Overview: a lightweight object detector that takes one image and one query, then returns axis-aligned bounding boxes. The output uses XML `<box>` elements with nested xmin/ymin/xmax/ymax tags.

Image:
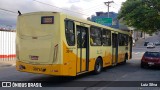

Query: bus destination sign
<box><xmin>41</xmin><ymin>16</ymin><xmax>54</xmax><ymax>24</ymax></box>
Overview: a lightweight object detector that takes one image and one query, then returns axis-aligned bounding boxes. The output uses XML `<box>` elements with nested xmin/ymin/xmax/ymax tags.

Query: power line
<box><xmin>113</xmin><ymin>3</ymin><xmax>122</xmax><ymax>8</ymax></box>
<box><xmin>33</xmin><ymin>0</ymin><xmax>91</xmax><ymax>16</ymax></box>
<box><xmin>114</xmin><ymin>2</ymin><xmax>121</xmax><ymax>6</ymax></box>
<box><xmin>83</xmin><ymin>6</ymin><xmax>107</xmax><ymax>13</ymax></box>
<box><xmin>111</xmin><ymin>4</ymin><xmax>120</xmax><ymax>10</ymax></box>
<box><xmin>112</xmin><ymin>6</ymin><xmax>119</xmax><ymax>10</ymax></box>
<box><xmin>0</xmin><ymin>8</ymin><xmax>17</xmax><ymax>14</ymax></box>
<box><xmin>82</xmin><ymin>3</ymin><xmax>104</xmax><ymax>11</ymax></box>
<box><xmin>110</xmin><ymin>3</ymin><xmax>123</xmax><ymax>12</ymax></box>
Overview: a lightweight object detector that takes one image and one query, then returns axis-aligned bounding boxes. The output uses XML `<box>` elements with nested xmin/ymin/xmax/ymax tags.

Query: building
<box><xmin>90</xmin><ymin>12</ymin><xmax>119</xmax><ymax>29</ymax></box>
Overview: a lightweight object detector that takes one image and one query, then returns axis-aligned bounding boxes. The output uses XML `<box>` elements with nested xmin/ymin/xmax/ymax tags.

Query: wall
<box><xmin>0</xmin><ymin>31</ymin><xmax>16</xmax><ymax>58</ymax></box>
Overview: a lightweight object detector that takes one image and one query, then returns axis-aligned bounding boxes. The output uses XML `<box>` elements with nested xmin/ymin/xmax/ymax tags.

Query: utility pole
<box><xmin>104</xmin><ymin>1</ymin><xmax>114</xmax><ymax>18</ymax></box>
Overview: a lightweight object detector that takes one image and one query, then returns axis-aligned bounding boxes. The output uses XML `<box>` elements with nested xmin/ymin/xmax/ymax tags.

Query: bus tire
<box><xmin>93</xmin><ymin>58</ymin><xmax>103</xmax><ymax>74</ymax></box>
<box><xmin>123</xmin><ymin>53</ymin><xmax>128</xmax><ymax>64</ymax></box>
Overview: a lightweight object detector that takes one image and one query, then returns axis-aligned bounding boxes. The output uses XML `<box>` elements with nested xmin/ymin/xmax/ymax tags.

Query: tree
<box><xmin>118</xmin><ymin>0</ymin><xmax>160</xmax><ymax>34</ymax></box>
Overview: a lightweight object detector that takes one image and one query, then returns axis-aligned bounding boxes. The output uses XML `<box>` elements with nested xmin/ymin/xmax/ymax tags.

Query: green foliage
<box><xmin>118</xmin><ymin>0</ymin><xmax>160</xmax><ymax>34</ymax></box>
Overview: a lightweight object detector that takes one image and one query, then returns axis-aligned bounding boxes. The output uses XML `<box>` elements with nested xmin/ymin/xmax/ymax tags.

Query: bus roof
<box><xmin>64</xmin><ymin>12</ymin><xmax>131</xmax><ymax>35</ymax></box>
<box><xmin>19</xmin><ymin>11</ymin><xmax>131</xmax><ymax>36</ymax></box>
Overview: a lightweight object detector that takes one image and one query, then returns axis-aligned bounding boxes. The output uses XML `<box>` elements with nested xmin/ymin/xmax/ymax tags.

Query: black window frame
<box><xmin>118</xmin><ymin>33</ymin><xmax>123</xmax><ymax>46</ymax></box>
<box><xmin>124</xmin><ymin>34</ymin><xmax>129</xmax><ymax>46</ymax></box>
<box><xmin>102</xmin><ymin>29</ymin><xmax>111</xmax><ymax>46</ymax></box>
<box><xmin>118</xmin><ymin>33</ymin><xmax>128</xmax><ymax>46</ymax></box>
<box><xmin>90</xmin><ymin>26</ymin><xmax>102</xmax><ymax>46</ymax></box>
<box><xmin>65</xmin><ymin>20</ymin><xmax>75</xmax><ymax>46</ymax></box>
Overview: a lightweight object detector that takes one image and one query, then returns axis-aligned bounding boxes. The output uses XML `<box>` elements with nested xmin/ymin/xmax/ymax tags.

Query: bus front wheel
<box><xmin>93</xmin><ymin>58</ymin><xmax>103</xmax><ymax>74</ymax></box>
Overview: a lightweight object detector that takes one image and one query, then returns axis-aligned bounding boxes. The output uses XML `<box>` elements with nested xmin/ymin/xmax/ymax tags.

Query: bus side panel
<box><xmin>102</xmin><ymin>47</ymin><xmax>112</xmax><ymax>67</ymax></box>
<box><xmin>60</xmin><ymin>16</ymin><xmax>76</xmax><ymax>76</ymax></box>
<box><xmin>89</xmin><ymin>46</ymin><xmax>112</xmax><ymax>71</ymax></box>
<box><xmin>118</xmin><ymin>46</ymin><xmax>126</xmax><ymax>63</ymax></box>
<box><xmin>89</xmin><ymin>47</ymin><xmax>98</xmax><ymax>71</ymax></box>
<box><xmin>88</xmin><ymin>58</ymin><xmax>95</xmax><ymax>72</ymax></box>
<box><xmin>62</xmin><ymin>42</ymin><xmax>77</xmax><ymax>76</ymax></box>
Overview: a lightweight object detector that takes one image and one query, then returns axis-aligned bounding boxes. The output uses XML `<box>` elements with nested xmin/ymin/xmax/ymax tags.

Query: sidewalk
<box><xmin>0</xmin><ymin>58</ymin><xmax>16</xmax><ymax>67</ymax></box>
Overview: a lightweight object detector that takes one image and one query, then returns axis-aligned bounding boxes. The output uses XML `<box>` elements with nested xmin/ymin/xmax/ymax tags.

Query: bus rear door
<box><xmin>112</xmin><ymin>33</ymin><xmax>118</xmax><ymax>65</ymax></box>
<box><xmin>76</xmin><ymin>25</ymin><xmax>89</xmax><ymax>74</ymax></box>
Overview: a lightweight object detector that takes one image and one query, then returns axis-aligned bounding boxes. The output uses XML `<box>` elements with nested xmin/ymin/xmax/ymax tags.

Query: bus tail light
<box><xmin>53</xmin><ymin>44</ymin><xmax>58</xmax><ymax>62</ymax></box>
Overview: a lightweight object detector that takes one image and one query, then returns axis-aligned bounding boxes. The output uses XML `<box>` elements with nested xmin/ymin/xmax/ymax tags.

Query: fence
<box><xmin>0</xmin><ymin>30</ymin><xmax>16</xmax><ymax>60</ymax></box>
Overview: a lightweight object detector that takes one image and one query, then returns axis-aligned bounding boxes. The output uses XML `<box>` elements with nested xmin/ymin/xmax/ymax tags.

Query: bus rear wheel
<box><xmin>123</xmin><ymin>53</ymin><xmax>128</xmax><ymax>64</ymax></box>
<box><xmin>93</xmin><ymin>58</ymin><xmax>102</xmax><ymax>74</ymax></box>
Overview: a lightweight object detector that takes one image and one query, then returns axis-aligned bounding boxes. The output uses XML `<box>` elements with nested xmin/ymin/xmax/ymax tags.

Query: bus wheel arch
<box><xmin>93</xmin><ymin>56</ymin><xmax>103</xmax><ymax>74</ymax></box>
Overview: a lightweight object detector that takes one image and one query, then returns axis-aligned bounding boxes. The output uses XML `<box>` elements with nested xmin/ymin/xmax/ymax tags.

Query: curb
<box><xmin>0</xmin><ymin>60</ymin><xmax>16</xmax><ymax>67</ymax></box>
<box><xmin>0</xmin><ymin>63</ymin><xmax>15</xmax><ymax>67</ymax></box>
<box><xmin>0</xmin><ymin>64</ymin><xmax>12</xmax><ymax>67</ymax></box>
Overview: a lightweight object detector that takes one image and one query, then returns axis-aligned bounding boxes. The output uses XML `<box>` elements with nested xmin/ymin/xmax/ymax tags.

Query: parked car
<box><xmin>146</xmin><ymin>43</ymin><xmax>155</xmax><ymax>48</ymax></box>
<box><xmin>154</xmin><ymin>41</ymin><xmax>160</xmax><ymax>46</ymax></box>
<box><xmin>144</xmin><ymin>41</ymin><xmax>149</xmax><ymax>46</ymax></box>
<box><xmin>141</xmin><ymin>51</ymin><xmax>160</xmax><ymax>68</ymax></box>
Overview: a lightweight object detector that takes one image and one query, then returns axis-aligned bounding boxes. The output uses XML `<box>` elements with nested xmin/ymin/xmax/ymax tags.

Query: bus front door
<box><xmin>76</xmin><ymin>26</ymin><xmax>89</xmax><ymax>73</ymax></box>
<box><xmin>112</xmin><ymin>33</ymin><xmax>118</xmax><ymax>65</ymax></box>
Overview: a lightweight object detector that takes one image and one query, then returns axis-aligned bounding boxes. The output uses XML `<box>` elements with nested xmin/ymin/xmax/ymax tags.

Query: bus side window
<box><xmin>90</xmin><ymin>37</ymin><xmax>94</xmax><ymax>45</ymax></box>
<box><xmin>124</xmin><ymin>35</ymin><xmax>128</xmax><ymax>46</ymax></box>
<box><xmin>119</xmin><ymin>34</ymin><xmax>128</xmax><ymax>46</ymax></box>
<box><xmin>90</xmin><ymin>31</ymin><xmax>95</xmax><ymax>45</ymax></box>
<box><xmin>102</xmin><ymin>29</ymin><xmax>111</xmax><ymax>46</ymax></box>
<box><xmin>65</xmin><ymin>20</ymin><xmax>75</xmax><ymax>46</ymax></box>
<box><xmin>90</xmin><ymin>26</ymin><xmax>102</xmax><ymax>46</ymax></box>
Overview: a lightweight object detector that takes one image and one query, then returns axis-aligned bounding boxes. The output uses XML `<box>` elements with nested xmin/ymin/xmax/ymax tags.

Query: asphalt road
<box><xmin>0</xmin><ymin>46</ymin><xmax>160</xmax><ymax>90</ymax></box>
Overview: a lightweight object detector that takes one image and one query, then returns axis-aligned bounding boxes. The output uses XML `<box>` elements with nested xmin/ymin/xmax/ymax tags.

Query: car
<box><xmin>154</xmin><ymin>41</ymin><xmax>160</xmax><ymax>46</ymax></box>
<box><xmin>146</xmin><ymin>43</ymin><xmax>155</xmax><ymax>48</ymax></box>
<box><xmin>144</xmin><ymin>41</ymin><xmax>149</xmax><ymax>46</ymax></box>
<box><xmin>141</xmin><ymin>51</ymin><xmax>160</xmax><ymax>68</ymax></box>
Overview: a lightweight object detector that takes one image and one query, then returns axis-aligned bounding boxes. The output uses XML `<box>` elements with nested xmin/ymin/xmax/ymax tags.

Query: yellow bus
<box><xmin>16</xmin><ymin>12</ymin><xmax>132</xmax><ymax>76</ymax></box>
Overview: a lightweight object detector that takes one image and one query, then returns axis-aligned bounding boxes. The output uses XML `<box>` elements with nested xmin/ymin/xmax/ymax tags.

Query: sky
<box><xmin>0</xmin><ymin>0</ymin><xmax>126</xmax><ymax>29</ymax></box>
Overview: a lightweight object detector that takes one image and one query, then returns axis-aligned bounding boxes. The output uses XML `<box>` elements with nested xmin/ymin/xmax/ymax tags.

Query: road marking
<box><xmin>132</xmin><ymin>52</ymin><xmax>144</xmax><ymax>54</ymax></box>
<box><xmin>122</xmin><ymin>74</ymin><xmax>128</xmax><ymax>78</ymax></box>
